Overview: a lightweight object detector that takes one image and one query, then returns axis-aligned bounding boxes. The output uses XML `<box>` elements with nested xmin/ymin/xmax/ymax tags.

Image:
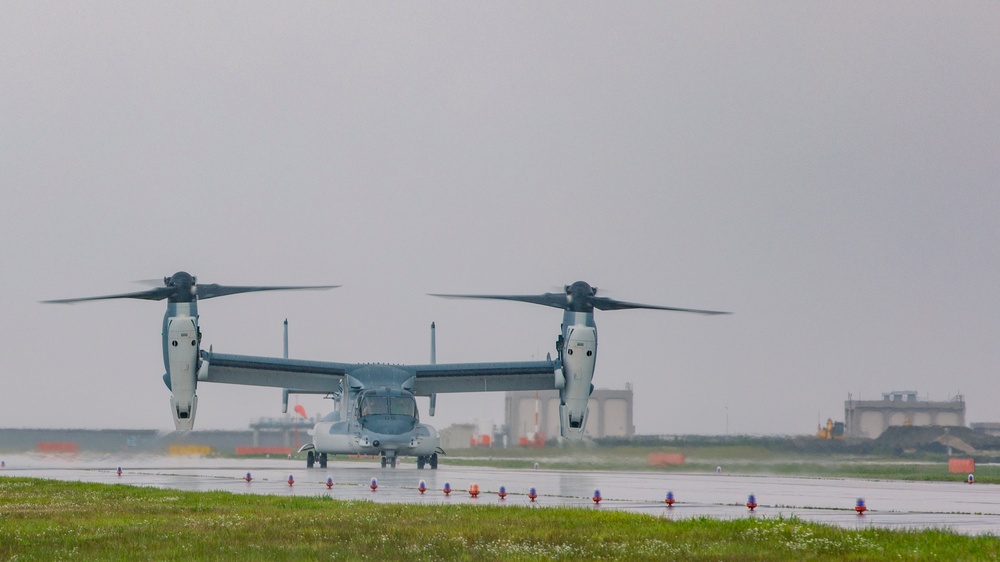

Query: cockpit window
<box><xmin>360</xmin><ymin>396</ymin><xmax>388</xmax><ymax>416</ymax></box>
<box><xmin>359</xmin><ymin>394</ymin><xmax>416</xmax><ymax>418</ymax></box>
<box><xmin>390</xmin><ymin>396</ymin><xmax>416</xmax><ymax>417</ymax></box>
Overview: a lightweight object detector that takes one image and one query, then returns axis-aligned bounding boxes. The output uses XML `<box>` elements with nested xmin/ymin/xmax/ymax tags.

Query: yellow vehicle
<box><xmin>817</xmin><ymin>418</ymin><xmax>845</xmax><ymax>440</ymax></box>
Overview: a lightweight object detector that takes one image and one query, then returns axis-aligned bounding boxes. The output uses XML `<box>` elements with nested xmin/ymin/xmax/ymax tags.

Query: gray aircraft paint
<box><xmin>47</xmin><ymin>272</ymin><xmax>722</xmax><ymax>467</ymax></box>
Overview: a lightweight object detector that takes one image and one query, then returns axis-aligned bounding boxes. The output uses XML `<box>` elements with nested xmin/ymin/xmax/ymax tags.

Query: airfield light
<box><xmin>855</xmin><ymin>498</ymin><xmax>867</xmax><ymax>514</ymax></box>
<box><xmin>592</xmin><ymin>489</ymin><xmax>602</xmax><ymax>504</ymax></box>
<box><xmin>746</xmin><ymin>494</ymin><xmax>757</xmax><ymax>511</ymax></box>
<box><xmin>968</xmin><ymin>473</ymin><xmax>975</xmax><ymax>484</ymax></box>
<box><xmin>665</xmin><ymin>491</ymin><xmax>675</xmax><ymax>506</ymax></box>
<box><xmin>528</xmin><ymin>487</ymin><xmax>538</xmax><ymax>502</ymax></box>
<box><xmin>287</xmin><ymin>474</ymin><xmax>295</xmax><ymax>486</ymax></box>
<box><xmin>244</xmin><ymin>472</ymin><xmax>252</xmax><ymax>483</ymax></box>
<box><xmin>370</xmin><ymin>478</ymin><xmax>378</xmax><ymax>491</ymax></box>
<box><xmin>1</xmin><ymin>461</ymin><xmax>5</xmax><ymax>468</ymax></box>
<box><xmin>443</xmin><ymin>482</ymin><xmax>451</xmax><ymax>496</ymax></box>
<box><xmin>497</xmin><ymin>485</ymin><xmax>507</xmax><ymax>499</ymax></box>
<box><xmin>326</xmin><ymin>476</ymin><xmax>334</xmax><ymax>489</ymax></box>
<box><xmin>469</xmin><ymin>483</ymin><xmax>480</xmax><ymax>498</ymax></box>
<box><xmin>116</xmin><ymin>466</ymin><xmax>122</xmax><ymax>477</ymax></box>
<box><xmin>418</xmin><ymin>479</ymin><xmax>427</xmax><ymax>494</ymax></box>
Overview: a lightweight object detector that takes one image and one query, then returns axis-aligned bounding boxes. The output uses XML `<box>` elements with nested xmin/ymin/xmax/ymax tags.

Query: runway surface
<box><xmin>2</xmin><ymin>454</ymin><xmax>998</xmax><ymax>536</ymax></box>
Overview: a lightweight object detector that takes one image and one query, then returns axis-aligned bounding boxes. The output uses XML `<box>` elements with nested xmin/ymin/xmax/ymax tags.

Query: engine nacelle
<box><xmin>559</xmin><ymin>325</ymin><xmax>596</xmax><ymax>439</ymax></box>
<box><xmin>166</xmin><ymin>317</ymin><xmax>199</xmax><ymax>430</ymax></box>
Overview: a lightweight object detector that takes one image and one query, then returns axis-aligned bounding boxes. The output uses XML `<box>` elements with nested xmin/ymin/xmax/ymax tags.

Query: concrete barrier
<box><xmin>36</xmin><ymin>442</ymin><xmax>79</xmax><ymax>454</ymax></box>
<box><xmin>647</xmin><ymin>452</ymin><xmax>685</xmax><ymax>466</ymax></box>
<box><xmin>948</xmin><ymin>458</ymin><xmax>975</xmax><ymax>473</ymax></box>
<box><xmin>235</xmin><ymin>446</ymin><xmax>292</xmax><ymax>456</ymax></box>
<box><xmin>167</xmin><ymin>445</ymin><xmax>214</xmax><ymax>456</ymax></box>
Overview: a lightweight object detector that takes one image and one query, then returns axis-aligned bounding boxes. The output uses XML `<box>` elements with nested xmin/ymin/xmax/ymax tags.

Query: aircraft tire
<box><xmin>319</xmin><ymin>453</ymin><xmax>327</xmax><ymax>468</ymax></box>
<box><xmin>391</xmin><ymin>457</ymin><xmax>398</xmax><ymax>469</ymax></box>
<box><xmin>417</xmin><ymin>456</ymin><xmax>426</xmax><ymax>469</ymax></box>
<box><xmin>307</xmin><ymin>451</ymin><xmax>315</xmax><ymax>469</ymax></box>
<box><xmin>430</xmin><ymin>453</ymin><xmax>438</xmax><ymax>470</ymax></box>
<box><xmin>380</xmin><ymin>456</ymin><xmax>387</xmax><ymax>468</ymax></box>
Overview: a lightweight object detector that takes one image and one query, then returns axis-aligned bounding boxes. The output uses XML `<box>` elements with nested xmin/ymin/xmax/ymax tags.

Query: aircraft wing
<box><xmin>411</xmin><ymin>360</ymin><xmax>561</xmax><ymax>395</ymax></box>
<box><xmin>198</xmin><ymin>351</ymin><xmax>351</xmax><ymax>392</ymax></box>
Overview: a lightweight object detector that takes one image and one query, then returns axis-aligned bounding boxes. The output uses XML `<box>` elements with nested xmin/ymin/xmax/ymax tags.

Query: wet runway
<box><xmin>2</xmin><ymin>454</ymin><xmax>998</xmax><ymax>536</ymax></box>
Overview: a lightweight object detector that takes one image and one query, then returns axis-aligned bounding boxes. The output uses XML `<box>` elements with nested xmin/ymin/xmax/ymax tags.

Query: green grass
<box><xmin>1</xmin><ymin>477</ymin><xmax>997</xmax><ymax>560</ymax></box>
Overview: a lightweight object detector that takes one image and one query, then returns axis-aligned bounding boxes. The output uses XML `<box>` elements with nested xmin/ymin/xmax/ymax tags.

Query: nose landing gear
<box><xmin>380</xmin><ymin>452</ymin><xmax>398</xmax><ymax>468</ymax></box>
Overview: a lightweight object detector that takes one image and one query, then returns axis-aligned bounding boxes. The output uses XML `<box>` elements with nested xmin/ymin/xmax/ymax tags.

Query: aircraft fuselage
<box><xmin>307</xmin><ymin>386</ymin><xmax>441</xmax><ymax>468</ymax></box>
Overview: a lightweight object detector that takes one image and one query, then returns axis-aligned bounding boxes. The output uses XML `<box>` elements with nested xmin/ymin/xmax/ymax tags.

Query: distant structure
<box><xmin>248</xmin><ymin>416</ymin><xmax>317</xmax><ymax>448</ymax></box>
<box><xmin>970</xmin><ymin>423</ymin><xmax>1000</xmax><ymax>437</ymax></box>
<box><xmin>504</xmin><ymin>387</ymin><xmax>634</xmax><ymax>445</ymax></box>
<box><xmin>439</xmin><ymin>423</ymin><xmax>477</xmax><ymax>450</ymax></box>
<box><xmin>844</xmin><ymin>391</ymin><xmax>965</xmax><ymax>439</ymax></box>
<box><xmin>0</xmin><ymin>428</ymin><xmax>292</xmax><ymax>454</ymax></box>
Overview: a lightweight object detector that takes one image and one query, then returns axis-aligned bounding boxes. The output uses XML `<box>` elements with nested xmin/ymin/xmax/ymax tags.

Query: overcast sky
<box><xmin>1</xmin><ymin>2</ymin><xmax>997</xmax><ymax>436</ymax></box>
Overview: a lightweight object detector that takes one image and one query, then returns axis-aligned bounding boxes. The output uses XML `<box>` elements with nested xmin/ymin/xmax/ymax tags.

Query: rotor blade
<box><xmin>589</xmin><ymin>296</ymin><xmax>730</xmax><ymax>314</ymax></box>
<box><xmin>429</xmin><ymin>293</ymin><xmax>568</xmax><ymax>309</ymax></box>
<box><xmin>42</xmin><ymin>287</ymin><xmax>176</xmax><ymax>304</ymax></box>
<box><xmin>195</xmin><ymin>284</ymin><xmax>339</xmax><ymax>300</ymax></box>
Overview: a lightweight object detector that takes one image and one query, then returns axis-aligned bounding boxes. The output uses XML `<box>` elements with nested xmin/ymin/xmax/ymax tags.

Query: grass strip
<box><xmin>0</xmin><ymin>477</ymin><xmax>997</xmax><ymax>561</ymax></box>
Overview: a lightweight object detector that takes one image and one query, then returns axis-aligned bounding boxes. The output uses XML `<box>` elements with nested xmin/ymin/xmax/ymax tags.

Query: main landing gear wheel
<box><xmin>417</xmin><ymin>456</ymin><xmax>426</xmax><ymax>469</ymax></box>
<box><xmin>319</xmin><ymin>453</ymin><xmax>328</xmax><ymax>468</ymax></box>
<box><xmin>380</xmin><ymin>456</ymin><xmax>387</xmax><ymax>468</ymax></box>
<box><xmin>307</xmin><ymin>451</ymin><xmax>315</xmax><ymax>468</ymax></box>
<box><xmin>429</xmin><ymin>453</ymin><xmax>438</xmax><ymax>469</ymax></box>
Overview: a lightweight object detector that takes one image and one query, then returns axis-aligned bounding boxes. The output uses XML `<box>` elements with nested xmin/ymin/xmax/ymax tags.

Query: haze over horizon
<box><xmin>1</xmin><ymin>3</ymin><xmax>997</xmax><ymax>436</ymax></box>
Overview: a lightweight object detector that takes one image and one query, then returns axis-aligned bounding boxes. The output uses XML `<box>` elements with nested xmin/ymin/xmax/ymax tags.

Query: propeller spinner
<box><xmin>430</xmin><ymin>280</ymin><xmax>729</xmax><ymax>315</ymax></box>
<box><xmin>43</xmin><ymin>271</ymin><xmax>339</xmax><ymax>304</ymax></box>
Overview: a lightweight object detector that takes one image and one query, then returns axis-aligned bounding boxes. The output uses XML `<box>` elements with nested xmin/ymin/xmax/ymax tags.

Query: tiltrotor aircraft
<box><xmin>47</xmin><ymin>273</ymin><xmax>726</xmax><ymax>469</ymax></box>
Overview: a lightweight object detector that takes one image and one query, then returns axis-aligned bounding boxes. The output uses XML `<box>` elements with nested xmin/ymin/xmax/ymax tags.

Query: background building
<box><xmin>844</xmin><ymin>391</ymin><xmax>965</xmax><ymax>439</ymax></box>
<box><xmin>504</xmin><ymin>387</ymin><xmax>634</xmax><ymax>444</ymax></box>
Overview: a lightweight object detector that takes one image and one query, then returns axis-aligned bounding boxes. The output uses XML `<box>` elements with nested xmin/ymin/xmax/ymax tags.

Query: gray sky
<box><xmin>1</xmin><ymin>2</ymin><xmax>997</xmax><ymax>435</ymax></box>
